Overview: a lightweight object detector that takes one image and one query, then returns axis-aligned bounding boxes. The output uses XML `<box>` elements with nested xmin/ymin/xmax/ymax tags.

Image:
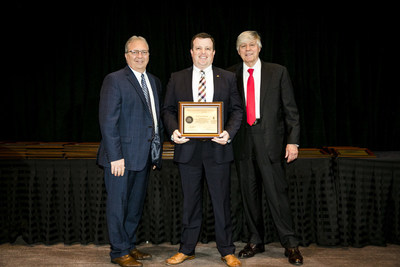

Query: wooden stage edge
<box><xmin>0</xmin><ymin>141</ymin><xmax>375</xmax><ymax>160</ymax></box>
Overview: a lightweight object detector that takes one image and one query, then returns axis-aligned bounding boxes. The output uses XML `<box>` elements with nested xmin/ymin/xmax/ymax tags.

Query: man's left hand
<box><xmin>212</xmin><ymin>130</ymin><xmax>230</xmax><ymax>145</ymax></box>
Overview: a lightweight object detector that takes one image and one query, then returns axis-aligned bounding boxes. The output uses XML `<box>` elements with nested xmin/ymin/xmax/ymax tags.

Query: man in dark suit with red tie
<box><xmin>162</xmin><ymin>32</ymin><xmax>243</xmax><ymax>267</ymax></box>
<box><xmin>97</xmin><ymin>35</ymin><xmax>163</xmax><ymax>267</ymax></box>
<box><xmin>228</xmin><ymin>31</ymin><xmax>303</xmax><ymax>265</ymax></box>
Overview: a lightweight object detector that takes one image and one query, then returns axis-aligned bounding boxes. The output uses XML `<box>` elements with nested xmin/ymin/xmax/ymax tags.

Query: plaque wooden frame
<box><xmin>179</xmin><ymin>101</ymin><xmax>223</xmax><ymax>138</ymax></box>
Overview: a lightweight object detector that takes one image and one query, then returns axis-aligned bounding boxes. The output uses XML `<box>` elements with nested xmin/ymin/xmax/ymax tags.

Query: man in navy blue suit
<box><xmin>97</xmin><ymin>35</ymin><xmax>163</xmax><ymax>267</ymax></box>
<box><xmin>162</xmin><ymin>32</ymin><xmax>242</xmax><ymax>267</ymax></box>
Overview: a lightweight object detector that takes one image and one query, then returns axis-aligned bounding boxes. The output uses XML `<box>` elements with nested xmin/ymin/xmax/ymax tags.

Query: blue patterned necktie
<box><xmin>141</xmin><ymin>73</ymin><xmax>153</xmax><ymax>114</ymax></box>
<box><xmin>141</xmin><ymin>73</ymin><xmax>161</xmax><ymax>166</ymax></box>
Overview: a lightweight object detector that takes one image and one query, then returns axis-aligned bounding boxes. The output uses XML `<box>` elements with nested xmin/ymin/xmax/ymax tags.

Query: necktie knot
<box><xmin>248</xmin><ymin>68</ymin><xmax>254</xmax><ymax>75</ymax></box>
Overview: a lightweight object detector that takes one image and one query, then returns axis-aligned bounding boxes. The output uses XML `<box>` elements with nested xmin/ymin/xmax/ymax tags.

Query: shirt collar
<box><xmin>243</xmin><ymin>58</ymin><xmax>261</xmax><ymax>72</ymax></box>
<box><xmin>128</xmin><ymin>65</ymin><xmax>146</xmax><ymax>78</ymax></box>
<box><xmin>193</xmin><ymin>65</ymin><xmax>212</xmax><ymax>74</ymax></box>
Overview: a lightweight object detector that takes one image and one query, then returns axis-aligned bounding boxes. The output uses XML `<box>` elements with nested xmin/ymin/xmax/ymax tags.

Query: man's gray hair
<box><xmin>236</xmin><ymin>31</ymin><xmax>262</xmax><ymax>51</ymax></box>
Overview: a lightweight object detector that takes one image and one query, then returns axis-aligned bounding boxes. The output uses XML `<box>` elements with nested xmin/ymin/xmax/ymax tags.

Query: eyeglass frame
<box><xmin>126</xmin><ymin>50</ymin><xmax>149</xmax><ymax>56</ymax></box>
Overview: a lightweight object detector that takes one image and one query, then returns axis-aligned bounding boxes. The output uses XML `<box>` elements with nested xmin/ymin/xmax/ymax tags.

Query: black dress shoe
<box><xmin>285</xmin><ymin>247</ymin><xmax>303</xmax><ymax>265</ymax></box>
<box><xmin>238</xmin><ymin>243</ymin><xmax>265</xmax><ymax>258</ymax></box>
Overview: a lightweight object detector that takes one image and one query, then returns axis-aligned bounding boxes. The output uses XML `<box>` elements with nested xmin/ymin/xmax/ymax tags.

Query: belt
<box><xmin>197</xmin><ymin>138</ymin><xmax>211</xmax><ymax>142</ymax></box>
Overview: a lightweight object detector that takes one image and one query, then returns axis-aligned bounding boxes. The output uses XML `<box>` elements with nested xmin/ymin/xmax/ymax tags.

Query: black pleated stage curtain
<box><xmin>2</xmin><ymin>4</ymin><xmax>399</xmax><ymax>151</ymax></box>
<box><xmin>1</xmin><ymin>156</ymin><xmax>399</xmax><ymax>247</ymax></box>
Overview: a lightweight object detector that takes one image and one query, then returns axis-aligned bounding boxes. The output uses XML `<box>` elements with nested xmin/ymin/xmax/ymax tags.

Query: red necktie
<box><xmin>246</xmin><ymin>68</ymin><xmax>256</xmax><ymax>125</ymax></box>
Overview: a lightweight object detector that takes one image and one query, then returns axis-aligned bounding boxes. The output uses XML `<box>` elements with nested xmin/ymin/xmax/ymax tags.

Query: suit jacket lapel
<box><xmin>185</xmin><ymin>67</ymin><xmax>194</xmax><ymax>101</ymax></box>
<box><xmin>212</xmin><ymin>66</ymin><xmax>220</xmax><ymax>101</ymax></box>
<box><xmin>148</xmin><ymin>74</ymin><xmax>160</xmax><ymax>116</ymax></box>
<box><xmin>235</xmin><ymin>64</ymin><xmax>246</xmax><ymax>107</ymax></box>
<box><xmin>260</xmin><ymin>61</ymin><xmax>271</xmax><ymax>107</ymax></box>
<box><xmin>125</xmin><ymin>66</ymin><xmax>151</xmax><ymax>116</ymax></box>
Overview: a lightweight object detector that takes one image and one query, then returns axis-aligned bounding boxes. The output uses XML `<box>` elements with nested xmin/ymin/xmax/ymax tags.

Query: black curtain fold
<box><xmin>2</xmin><ymin>4</ymin><xmax>398</xmax><ymax>150</ymax></box>
<box><xmin>1</xmin><ymin>157</ymin><xmax>399</xmax><ymax>246</ymax></box>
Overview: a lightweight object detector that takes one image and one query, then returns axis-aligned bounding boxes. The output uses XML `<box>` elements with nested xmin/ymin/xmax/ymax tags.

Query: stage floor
<box><xmin>1</xmin><ymin>240</ymin><xmax>399</xmax><ymax>267</ymax></box>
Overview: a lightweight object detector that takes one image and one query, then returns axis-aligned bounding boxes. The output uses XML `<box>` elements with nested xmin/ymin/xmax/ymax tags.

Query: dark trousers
<box><xmin>177</xmin><ymin>141</ymin><xmax>235</xmax><ymax>257</ymax></box>
<box><xmin>104</xmin><ymin>165</ymin><xmax>150</xmax><ymax>259</ymax></box>
<box><xmin>235</xmin><ymin>132</ymin><xmax>299</xmax><ymax>248</ymax></box>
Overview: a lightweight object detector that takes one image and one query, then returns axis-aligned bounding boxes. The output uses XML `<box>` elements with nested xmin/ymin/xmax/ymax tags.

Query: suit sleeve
<box><xmin>224</xmin><ymin>73</ymin><xmax>243</xmax><ymax>140</ymax></box>
<box><xmin>161</xmin><ymin>73</ymin><xmax>179</xmax><ymax>136</ymax></box>
<box><xmin>281</xmin><ymin>67</ymin><xmax>300</xmax><ymax>145</ymax></box>
<box><xmin>98</xmin><ymin>74</ymin><xmax>124</xmax><ymax>162</ymax></box>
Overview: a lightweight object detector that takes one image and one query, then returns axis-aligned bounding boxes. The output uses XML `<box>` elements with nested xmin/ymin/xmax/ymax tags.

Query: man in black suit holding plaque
<box><xmin>162</xmin><ymin>32</ymin><xmax>243</xmax><ymax>267</ymax></box>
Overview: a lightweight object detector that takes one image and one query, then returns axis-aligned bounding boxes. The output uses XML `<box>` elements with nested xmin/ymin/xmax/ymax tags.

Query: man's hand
<box><xmin>212</xmin><ymin>130</ymin><xmax>230</xmax><ymax>145</ymax></box>
<box><xmin>172</xmin><ymin>129</ymin><xmax>190</xmax><ymax>144</ymax></box>
<box><xmin>110</xmin><ymin>158</ymin><xmax>125</xmax><ymax>176</ymax></box>
<box><xmin>285</xmin><ymin>144</ymin><xmax>298</xmax><ymax>163</ymax></box>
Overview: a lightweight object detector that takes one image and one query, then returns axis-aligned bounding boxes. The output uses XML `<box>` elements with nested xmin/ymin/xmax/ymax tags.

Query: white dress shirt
<box><xmin>242</xmin><ymin>58</ymin><xmax>261</xmax><ymax>119</ymax></box>
<box><xmin>192</xmin><ymin>65</ymin><xmax>214</xmax><ymax>102</ymax></box>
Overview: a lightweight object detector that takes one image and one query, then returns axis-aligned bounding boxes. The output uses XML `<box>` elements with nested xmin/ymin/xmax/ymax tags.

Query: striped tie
<box><xmin>141</xmin><ymin>73</ymin><xmax>156</xmax><ymax>135</ymax></box>
<box><xmin>141</xmin><ymin>73</ymin><xmax>152</xmax><ymax>113</ymax></box>
<box><xmin>198</xmin><ymin>70</ymin><xmax>206</xmax><ymax>102</ymax></box>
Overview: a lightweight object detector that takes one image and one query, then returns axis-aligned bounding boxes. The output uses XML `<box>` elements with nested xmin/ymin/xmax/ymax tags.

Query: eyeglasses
<box><xmin>126</xmin><ymin>50</ymin><xmax>149</xmax><ymax>56</ymax></box>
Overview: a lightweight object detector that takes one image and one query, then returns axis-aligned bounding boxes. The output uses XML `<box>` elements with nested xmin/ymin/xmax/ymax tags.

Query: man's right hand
<box><xmin>110</xmin><ymin>158</ymin><xmax>125</xmax><ymax>176</ymax></box>
<box><xmin>172</xmin><ymin>129</ymin><xmax>190</xmax><ymax>144</ymax></box>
